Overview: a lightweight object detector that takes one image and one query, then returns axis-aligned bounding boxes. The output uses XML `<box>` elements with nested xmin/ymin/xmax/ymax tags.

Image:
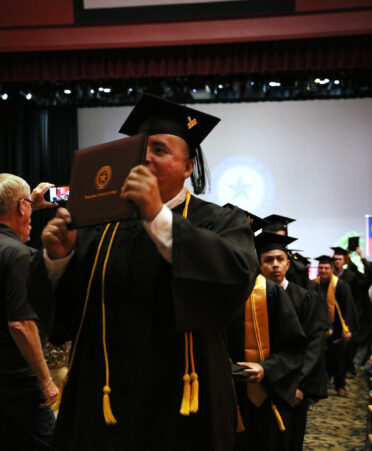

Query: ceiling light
<box><xmin>64</xmin><ymin>89</ymin><xmax>72</xmax><ymax>94</ymax></box>
<box><xmin>1</xmin><ymin>93</ymin><xmax>8</xmax><ymax>100</ymax></box>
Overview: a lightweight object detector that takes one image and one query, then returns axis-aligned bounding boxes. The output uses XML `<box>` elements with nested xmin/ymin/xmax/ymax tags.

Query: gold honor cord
<box><xmin>179</xmin><ymin>189</ymin><xmax>200</xmax><ymax>416</ymax></box>
<box><xmin>101</xmin><ymin>221</ymin><xmax>120</xmax><ymax>425</ymax></box>
<box><xmin>52</xmin><ymin>221</ymin><xmax>121</xmax><ymax>425</ymax></box>
<box><xmin>53</xmin><ymin>223</ymin><xmax>112</xmax><ymax>412</ymax></box>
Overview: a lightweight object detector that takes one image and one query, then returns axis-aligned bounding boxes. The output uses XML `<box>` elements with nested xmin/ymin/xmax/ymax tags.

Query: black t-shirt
<box><xmin>0</xmin><ymin>223</ymin><xmax>38</xmax><ymax>380</ymax></box>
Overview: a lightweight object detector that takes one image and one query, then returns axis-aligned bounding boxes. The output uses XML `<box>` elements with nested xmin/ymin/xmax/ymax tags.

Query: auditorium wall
<box><xmin>78</xmin><ymin>98</ymin><xmax>372</xmax><ymax>261</ymax></box>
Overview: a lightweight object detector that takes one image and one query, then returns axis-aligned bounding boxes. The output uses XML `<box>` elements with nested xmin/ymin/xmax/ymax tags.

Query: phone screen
<box><xmin>49</xmin><ymin>186</ymin><xmax>70</xmax><ymax>204</ymax></box>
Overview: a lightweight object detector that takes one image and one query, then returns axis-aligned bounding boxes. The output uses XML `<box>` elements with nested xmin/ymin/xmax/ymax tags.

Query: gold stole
<box><xmin>243</xmin><ymin>275</ymin><xmax>285</xmax><ymax>431</ymax></box>
<box><xmin>244</xmin><ymin>274</ymin><xmax>270</xmax><ymax>406</ymax></box>
<box><xmin>316</xmin><ymin>274</ymin><xmax>350</xmax><ymax>334</ymax></box>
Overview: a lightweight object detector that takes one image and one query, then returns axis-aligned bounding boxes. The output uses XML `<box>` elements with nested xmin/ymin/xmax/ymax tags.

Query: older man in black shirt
<box><xmin>0</xmin><ymin>173</ymin><xmax>58</xmax><ymax>450</ymax></box>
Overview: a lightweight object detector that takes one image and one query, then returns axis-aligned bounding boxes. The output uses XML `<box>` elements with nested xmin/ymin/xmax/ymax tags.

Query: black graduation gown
<box><xmin>343</xmin><ymin>265</ymin><xmax>372</xmax><ymax>343</ymax></box>
<box><xmin>227</xmin><ymin>279</ymin><xmax>307</xmax><ymax>408</ymax></box>
<box><xmin>227</xmin><ymin>279</ymin><xmax>307</xmax><ymax>451</ymax></box>
<box><xmin>306</xmin><ymin>280</ymin><xmax>332</xmax><ymax>332</ymax></box>
<box><xmin>286</xmin><ymin>258</ymin><xmax>308</xmax><ymax>288</ymax></box>
<box><xmin>46</xmin><ymin>196</ymin><xmax>259</xmax><ymax>451</ymax></box>
<box><xmin>286</xmin><ymin>282</ymin><xmax>327</xmax><ymax>400</ymax></box>
<box><xmin>319</xmin><ymin>278</ymin><xmax>359</xmax><ymax>340</ymax></box>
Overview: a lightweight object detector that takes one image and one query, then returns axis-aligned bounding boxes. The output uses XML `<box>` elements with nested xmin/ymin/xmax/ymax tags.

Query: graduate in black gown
<box><xmin>226</xmin><ymin>223</ymin><xmax>307</xmax><ymax>451</ymax></box>
<box><xmin>256</xmin><ymin>232</ymin><xmax>327</xmax><ymax>451</ymax></box>
<box><xmin>331</xmin><ymin>246</ymin><xmax>360</xmax><ymax>375</ymax></box>
<box><xmin>35</xmin><ymin>94</ymin><xmax>259</xmax><ymax>451</ymax></box>
<box><xmin>315</xmin><ymin>255</ymin><xmax>359</xmax><ymax>396</ymax></box>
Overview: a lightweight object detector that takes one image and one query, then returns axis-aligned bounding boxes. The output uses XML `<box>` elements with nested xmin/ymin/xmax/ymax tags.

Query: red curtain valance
<box><xmin>0</xmin><ymin>35</ymin><xmax>371</xmax><ymax>82</ymax></box>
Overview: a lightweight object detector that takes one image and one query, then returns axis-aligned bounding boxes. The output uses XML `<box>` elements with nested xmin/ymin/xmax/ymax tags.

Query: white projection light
<box><xmin>211</xmin><ymin>155</ymin><xmax>275</xmax><ymax>213</ymax></box>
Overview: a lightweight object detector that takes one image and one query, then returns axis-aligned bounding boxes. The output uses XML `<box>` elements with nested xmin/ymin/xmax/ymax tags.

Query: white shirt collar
<box><xmin>280</xmin><ymin>278</ymin><xmax>289</xmax><ymax>290</ymax></box>
<box><xmin>165</xmin><ymin>186</ymin><xmax>187</xmax><ymax>210</ymax></box>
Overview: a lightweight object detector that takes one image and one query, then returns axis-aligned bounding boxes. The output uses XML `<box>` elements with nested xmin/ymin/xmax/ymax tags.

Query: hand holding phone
<box><xmin>48</xmin><ymin>186</ymin><xmax>70</xmax><ymax>206</ymax></box>
<box><xmin>31</xmin><ymin>183</ymin><xmax>59</xmax><ymax>211</ymax></box>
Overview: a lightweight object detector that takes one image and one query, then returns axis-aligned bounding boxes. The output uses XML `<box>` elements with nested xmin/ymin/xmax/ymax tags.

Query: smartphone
<box><xmin>348</xmin><ymin>236</ymin><xmax>359</xmax><ymax>252</ymax></box>
<box><xmin>48</xmin><ymin>186</ymin><xmax>70</xmax><ymax>205</ymax></box>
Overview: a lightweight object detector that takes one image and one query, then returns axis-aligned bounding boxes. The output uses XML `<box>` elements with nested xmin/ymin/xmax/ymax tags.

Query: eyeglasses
<box><xmin>19</xmin><ymin>198</ymin><xmax>34</xmax><ymax>208</ymax></box>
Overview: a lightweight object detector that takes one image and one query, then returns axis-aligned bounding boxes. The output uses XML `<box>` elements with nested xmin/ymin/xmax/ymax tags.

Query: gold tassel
<box><xmin>190</xmin><ymin>372</ymin><xmax>199</xmax><ymax>413</ymax></box>
<box><xmin>179</xmin><ymin>374</ymin><xmax>191</xmax><ymax>416</ymax></box>
<box><xmin>189</xmin><ymin>332</ymin><xmax>199</xmax><ymax>414</ymax></box>
<box><xmin>271</xmin><ymin>402</ymin><xmax>286</xmax><ymax>431</ymax></box>
<box><xmin>236</xmin><ymin>406</ymin><xmax>245</xmax><ymax>433</ymax></box>
<box><xmin>53</xmin><ymin>224</ymin><xmax>112</xmax><ymax>414</ymax></box>
<box><xmin>101</xmin><ymin>222</ymin><xmax>120</xmax><ymax>425</ymax></box>
<box><xmin>103</xmin><ymin>385</ymin><xmax>117</xmax><ymax>425</ymax></box>
<box><xmin>179</xmin><ymin>191</ymin><xmax>199</xmax><ymax>417</ymax></box>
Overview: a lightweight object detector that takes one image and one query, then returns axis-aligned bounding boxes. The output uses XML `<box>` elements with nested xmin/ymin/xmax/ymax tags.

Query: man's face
<box><xmin>144</xmin><ymin>134</ymin><xmax>194</xmax><ymax>202</ymax></box>
<box><xmin>260</xmin><ymin>249</ymin><xmax>290</xmax><ymax>284</ymax></box>
<box><xmin>274</xmin><ymin>230</ymin><xmax>287</xmax><ymax>236</ymax></box>
<box><xmin>333</xmin><ymin>254</ymin><xmax>345</xmax><ymax>271</ymax></box>
<box><xmin>318</xmin><ymin>263</ymin><xmax>333</xmax><ymax>282</ymax></box>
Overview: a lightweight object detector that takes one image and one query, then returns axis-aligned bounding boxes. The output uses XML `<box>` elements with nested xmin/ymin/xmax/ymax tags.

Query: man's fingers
<box><xmin>55</xmin><ymin>207</ymin><xmax>72</xmax><ymax>222</ymax></box>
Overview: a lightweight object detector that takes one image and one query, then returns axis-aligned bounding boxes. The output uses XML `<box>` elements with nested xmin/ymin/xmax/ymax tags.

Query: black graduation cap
<box><xmin>223</xmin><ymin>203</ymin><xmax>269</xmax><ymax>233</ymax></box>
<box><xmin>315</xmin><ymin>255</ymin><xmax>335</xmax><ymax>264</ymax></box>
<box><xmin>255</xmin><ymin>231</ymin><xmax>297</xmax><ymax>256</ymax></box>
<box><xmin>119</xmin><ymin>93</ymin><xmax>220</xmax><ymax>195</ymax></box>
<box><xmin>331</xmin><ymin>246</ymin><xmax>348</xmax><ymax>256</ymax></box>
<box><xmin>119</xmin><ymin>93</ymin><xmax>220</xmax><ymax>152</ymax></box>
<box><xmin>263</xmin><ymin>214</ymin><xmax>296</xmax><ymax>234</ymax></box>
<box><xmin>292</xmin><ymin>252</ymin><xmax>311</xmax><ymax>266</ymax></box>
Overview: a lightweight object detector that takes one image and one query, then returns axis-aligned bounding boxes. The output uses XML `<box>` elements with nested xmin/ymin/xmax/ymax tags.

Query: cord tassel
<box><xmin>180</xmin><ymin>331</ymin><xmax>191</xmax><ymax>416</ymax></box>
<box><xmin>236</xmin><ymin>406</ymin><xmax>245</xmax><ymax>433</ymax></box>
<box><xmin>189</xmin><ymin>332</ymin><xmax>199</xmax><ymax>414</ymax></box>
<box><xmin>271</xmin><ymin>402</ymin><xmax>286</xmax><ymax>431</ymax></box>
<box><xmin>101</xmin><ymin>222</ymin><xmax>120</xmax><ymax>425</ymax></box>
<box><xmin>180</xmin><ymin>374</ymin><xmax>191</xmax><ymax>416</ymax></box>
<box><xmin>190</xmin><ymin>372</ymin><xmax>199</xmax><ymax>414</ymax></box>
<box><xmin>103</xmin><ymin>385</ymin><xmax>118</xmax><ymax>425</ymax></box>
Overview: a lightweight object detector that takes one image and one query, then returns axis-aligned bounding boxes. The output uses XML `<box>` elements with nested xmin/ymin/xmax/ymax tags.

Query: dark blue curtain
<box><xmin>0</xmin><ymin>99</ymin><xmax>77</xmax><ymax>248</ymax></box>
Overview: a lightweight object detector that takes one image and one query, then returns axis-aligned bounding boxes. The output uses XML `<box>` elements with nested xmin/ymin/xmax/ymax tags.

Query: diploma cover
<box><xmin>67</xmin><ymin>133</ymin><xmax>147</xmax><ymax>228</ymax></box>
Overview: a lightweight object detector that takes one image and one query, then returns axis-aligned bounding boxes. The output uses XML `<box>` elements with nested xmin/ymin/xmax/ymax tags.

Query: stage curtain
<box><xmin>0</xmin><ymin>35</ymin><xmax>371</xmax><ymax>82</ymax></box>
<box><xmin>0</xmin><ymin>100</ymin><xmax>77</xmax><ymax>248</ymax></box>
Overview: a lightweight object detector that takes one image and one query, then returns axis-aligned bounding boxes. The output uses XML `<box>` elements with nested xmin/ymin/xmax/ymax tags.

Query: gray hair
<box><xmin>0</xmin><ymin>173</ymin><xmax>30</xmax><ymax>217</ymax></box>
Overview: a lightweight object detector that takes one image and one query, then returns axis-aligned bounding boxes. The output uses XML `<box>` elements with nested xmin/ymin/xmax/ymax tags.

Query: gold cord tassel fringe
<box><xmin>271</xmin><ymin>402</ymin><xmax>286</xmax><ymax>431</ymax></box>
<box><xmin>179</xmin><ymin>331</ymin><xmax>199</xmax><ymax>415</ymax></box>
<box><xmin>190</xmin><ymin>372</ymin><xmax>199</xmax><ymax>413</ymax></box>
<box><xmin>180</xmin><ymin>374</ymin><xmax>191</xmax><ymax>416</ymax></box>
<box><xmin>103</xmin><ymin>385</ymin><xmax>118</xmax><ymax>425</ymax></box>
<box><xmin>236</xmin><ymin>406</ymin><xmax>245</xmax><ymax>433</ymax></box>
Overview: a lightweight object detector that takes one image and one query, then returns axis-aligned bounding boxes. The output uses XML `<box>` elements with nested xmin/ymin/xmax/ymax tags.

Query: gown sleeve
<box><xmin>171</xmin><ymin>200</ymin><xmax>259</xmax><ymax>331</ymax></box>
<box><xmin>260</xmin><ymin>282</ymin><xmax>307</xmax><ymax>407</ymax></box>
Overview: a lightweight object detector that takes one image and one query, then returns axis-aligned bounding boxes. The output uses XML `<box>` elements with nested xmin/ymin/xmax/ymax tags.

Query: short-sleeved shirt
<box><xmin>0</xmin><ymin>223</ymin><xmax>38</xmax><ymax>381</ymax></box>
